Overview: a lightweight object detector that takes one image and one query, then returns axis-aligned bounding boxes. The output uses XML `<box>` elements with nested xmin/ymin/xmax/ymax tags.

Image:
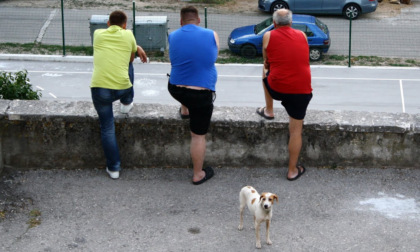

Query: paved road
<box><xmin>1</xmin><ymin>166</ymin><xmax>419</xmax><ymax>251</ymax></box>
<box><xmin>0</xmin><ymin>3</ymin><xmax>420</xmax><ymax>57</ymax></box>
<box><xmin>1</xmin><ymin>55</ymin><xmax>420</xmax><ymax>114</ymax></box>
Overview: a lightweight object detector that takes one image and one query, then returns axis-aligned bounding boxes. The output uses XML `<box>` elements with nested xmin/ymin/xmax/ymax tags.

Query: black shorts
<box><xmin>263</xmin><ymin>77</ymin><xmax>312</xmax><ymax>120</ymax></box>
<box><xmin>168</xmin><ymin>82</ymin><xmax>215</xmax><ymax>135</ymax></box>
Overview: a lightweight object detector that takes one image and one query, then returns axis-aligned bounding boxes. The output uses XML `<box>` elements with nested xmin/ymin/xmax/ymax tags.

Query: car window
<box><xmin>292</xmin><ymin>24</ymin><xmax>314</xmax><ymax>37</ymax></box>
<box><xmin>255</xmin><ymin>17</ymin><xmax>273</xmax><ymax>35</ymax></box>
<box><xmin>315</xmin><ymin>18</ymin><xmax>328</xmax><ymax>34</ymax></box>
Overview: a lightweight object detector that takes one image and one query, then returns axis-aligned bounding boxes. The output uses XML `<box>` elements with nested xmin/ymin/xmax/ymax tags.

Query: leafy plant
<box><xmin>0</xmin><ymin>70</ymin><xmax>42</xmax><ymax>100</ymax></box>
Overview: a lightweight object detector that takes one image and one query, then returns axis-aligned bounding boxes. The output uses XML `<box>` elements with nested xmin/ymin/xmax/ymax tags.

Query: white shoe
<box><xmin>106</xmin><ymin>167</ymin><xmax>119</xmax><ymax>179</ymax></box>
<box><xmin>120</xmin><ymin>102</ymin><xmax>133</xmax><ymax>114</ymax></box>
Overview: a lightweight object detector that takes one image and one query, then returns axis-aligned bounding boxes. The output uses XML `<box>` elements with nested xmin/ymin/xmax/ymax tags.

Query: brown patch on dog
<box><xmin>260</xmin><ymin>193</ymin><xmax>267</xmax><ymax>201</ymax></box>
<box><xmin>251</xmin><ymin>190</ymin><xmax>256</xmax><ymax>193</ymax></box>
<box><xmin>247</xmin><ymin>186</ymin><xmax>252</xmax><ymax>189</ymax></box>
<box><xmin>251</xmin><ymin>198</ymin><xmax>257</xmax><ymax>205</ymax></box>
<box><xmin>271</xmin><ymin>194</ymin><xmax>279</xmax><ymax>203</ymax></box>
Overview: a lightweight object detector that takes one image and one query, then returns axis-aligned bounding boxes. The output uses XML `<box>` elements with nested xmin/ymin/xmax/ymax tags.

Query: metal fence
<box><xmin>0</xmin><ymin>1</ymin><xmax>419</xmax><ymax>60</ymax></box>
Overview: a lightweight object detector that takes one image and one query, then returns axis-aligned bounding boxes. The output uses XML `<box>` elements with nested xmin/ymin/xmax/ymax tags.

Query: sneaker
<box><xmin>120</xmin><ymin>102</ymin><xmax>133</xmax><ymax>114</ymax></box>
<box><xmin>106</xmin><ymin>167</ymin><xmax>119</xmax><ymax>179</ymax></box>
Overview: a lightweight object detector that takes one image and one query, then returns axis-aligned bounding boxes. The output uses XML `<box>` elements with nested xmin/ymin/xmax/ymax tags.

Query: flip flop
<box><xmin>256</xmin><ymin>107</ymin><xmax>274</xmax><ymax>120</ymax></box>
<box><xmin>179</xmin><ymin>107</ymin><xmax>189</xmax><ymax>119</ymax></box>
<box><xmin>192</xmin><ymin>166</ymin><xmax>214</xmax><ymax>185</ymax></box>
<box><xmin>287</xmin><ymin>165</ymin><xmax>306</xmax><ymax>181</ymax></box>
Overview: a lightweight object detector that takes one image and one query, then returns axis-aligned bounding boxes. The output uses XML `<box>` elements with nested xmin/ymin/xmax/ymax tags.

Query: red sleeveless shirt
<box><xmin>266</xmin><ymin>26</ymin><xmax>312</xmax><ymax>94</ymax></box>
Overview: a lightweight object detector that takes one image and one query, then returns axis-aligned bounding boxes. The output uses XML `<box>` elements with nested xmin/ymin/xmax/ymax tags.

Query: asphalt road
<box><xmin>0</xmin><ymin>3</ymin><xmax>420</xmax><ymax>57</ymax></box>
<box><xmin>1</xmin><ymin>166</ymin><xmax>420</xmax><ymax>252</ymax></box>
<box><xmin>1</xmin><ymin>56</ymin><xmax>420</xmax><ymax>114</ymax></box>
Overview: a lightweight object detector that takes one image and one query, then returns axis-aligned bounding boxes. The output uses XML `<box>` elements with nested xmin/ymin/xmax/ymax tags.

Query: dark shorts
<box><xmin>168</xmin><ymin>82</ymin><xmax>215</xmax><ymax>135</ymax></box>
<box><xmin>263</xmin><ymin>77</ymin><xmax>312</xmax><ymax>120</ymax></box>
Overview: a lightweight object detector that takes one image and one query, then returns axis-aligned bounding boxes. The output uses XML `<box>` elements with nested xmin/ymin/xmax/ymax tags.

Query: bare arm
<box><xmin>130</xmin><ymin>45</ymin><xmax>148</xmax><ymax>63</ymax></box>
<box><xmin>262</xmin><ymin>31</ymin><xmax>271</xmax><ymax>70</ymax></box>
<box><xmin>214</xmin><ymin>31</ymin><xmax>220</xmax><ymax>54</ymax></box>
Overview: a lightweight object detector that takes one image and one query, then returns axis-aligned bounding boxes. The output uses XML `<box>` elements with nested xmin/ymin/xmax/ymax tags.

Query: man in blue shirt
<box><xmin>168</xmin><ymin>6</ymin><xmax>219</xmax><ymax>185</ymax></box>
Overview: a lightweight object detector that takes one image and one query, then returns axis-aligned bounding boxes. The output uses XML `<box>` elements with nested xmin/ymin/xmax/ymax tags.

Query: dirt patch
<box><xmin>0</xmin><ymin>0</ymin><xmax>414</xmax><ymax>17</ymax></box>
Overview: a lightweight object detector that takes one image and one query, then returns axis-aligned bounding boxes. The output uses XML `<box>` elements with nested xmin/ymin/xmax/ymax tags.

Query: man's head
<box><xmin>108</xmin><ymin>10</ymin><xmax>127</xmax><ymax>28</ymax></box>
<box><xmin>180</xmin><ymin>6</ymin><xmax>200</xmax><ymax>26</ymax></box>
<box><xmin>273</xmin><ymin>9</ymin><xmax>292</xmax><ymax>27</ymax></box>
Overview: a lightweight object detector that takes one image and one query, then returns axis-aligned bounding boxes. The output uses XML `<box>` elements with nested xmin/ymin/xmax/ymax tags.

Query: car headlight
<box><xmin>229</xmin><ymin>38</ymin><xmax>235</xmax><ymax>44</ymax></box>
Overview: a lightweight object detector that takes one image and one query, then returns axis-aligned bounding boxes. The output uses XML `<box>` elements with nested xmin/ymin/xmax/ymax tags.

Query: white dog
<box><xmin>238</xmin><ymin>186</ymin><xmax>278</xmax><ymax>249</ymax></box>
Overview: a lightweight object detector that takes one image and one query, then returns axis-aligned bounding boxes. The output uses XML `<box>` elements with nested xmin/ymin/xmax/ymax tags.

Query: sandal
<box><xmin>192</xmin><ymin>166</ymin><xmax>214</xmax><ymax>185</ymax></box>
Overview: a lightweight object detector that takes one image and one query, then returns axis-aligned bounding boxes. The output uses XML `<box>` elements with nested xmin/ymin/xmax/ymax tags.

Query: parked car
<box><xmin>258</xmin><ymin>0</ymin><xmax>378</xmax><ymax>19</ymax></box>
<box><xmin>228</xmin><ymin>14</ymin><xmax>330</xmax><ymax>61</ymax></box>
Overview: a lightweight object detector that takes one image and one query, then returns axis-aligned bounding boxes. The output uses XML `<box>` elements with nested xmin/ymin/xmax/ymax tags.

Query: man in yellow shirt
<box><xmin>91</xmin><ymin>10</ymin><xmax>147</xmax><ymax>179</ymax></box>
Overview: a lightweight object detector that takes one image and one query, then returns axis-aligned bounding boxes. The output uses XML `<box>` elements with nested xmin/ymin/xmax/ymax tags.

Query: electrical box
<box><xmin>134</xmin><ymin>16</ymin><xmax>168</xmax><ymax>51</ymax></box>
<box><xmin>89</xmin><ymin>15</ymin><xmax>109</xmax><ymax>45</ymax></box>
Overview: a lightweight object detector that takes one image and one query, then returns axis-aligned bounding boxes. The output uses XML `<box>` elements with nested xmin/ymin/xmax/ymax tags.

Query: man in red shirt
<box><xmin>256</xmin><ymin>9</ymin><xmax>313</xmax><ymax>181</ymax></box>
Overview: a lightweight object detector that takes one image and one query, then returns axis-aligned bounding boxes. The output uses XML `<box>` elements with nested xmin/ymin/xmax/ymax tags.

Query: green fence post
<box><xmin>132</xmin><ymin>1</ymin><xmax>136</xmax><ymax>37</ymax></box>
<box><xmin>205</xmin><ymin>7</ymin><xmax>207</xmax><ymax>28</ymax></box>
<box><xmin>348</xmin><ymin>13</ymin><xmax>352</xmax><ymax>68</ymax></box>
<box><xmin>61</xmin><ymin>0</ymin><xmax>66</xmax><ymax>56</ymax></box>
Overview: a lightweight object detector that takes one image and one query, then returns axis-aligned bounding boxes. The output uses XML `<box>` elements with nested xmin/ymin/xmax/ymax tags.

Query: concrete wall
<box><xmin>1</xmin><ymin>99</ymin><xmax>419</xmax><ymax>172</ymax></box>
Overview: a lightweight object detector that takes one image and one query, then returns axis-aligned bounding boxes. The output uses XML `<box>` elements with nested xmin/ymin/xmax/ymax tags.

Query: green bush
<box><xmin>0</xmin><ymin>70</ymin><xmax>42</xmax><ymax>100</ymax></box>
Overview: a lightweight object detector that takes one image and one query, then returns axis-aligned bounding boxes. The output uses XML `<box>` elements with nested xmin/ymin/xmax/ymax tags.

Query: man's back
<box><xmin>91</xmin><ymin>25</ymin><xmax>136</xmax><ymax>90</ymax></box>
<box><xmin>267</xmin><ymin>26</ymin><xmax>311</xmax><ymax>94</ymax></box>
<box><xmin>168</xmin><ymin>24</ymin><xmax>218</xmax><ymax>91</ymax></box>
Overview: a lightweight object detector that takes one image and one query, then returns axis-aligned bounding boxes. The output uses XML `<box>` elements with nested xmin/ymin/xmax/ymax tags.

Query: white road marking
<box><xmin>49</xmin><ymin>93</ymin><xmax>57</xmax><ymax>99</ymax></box>
<box><xmin>2</xmin><ymin>69</ymin><xmax>420</xmax><ymax>82</ymax></box>
<box><xmin>36</xmin><ymin>86</ymin><xmax>44</xmax><ymax>90</ymax></box>
<box><xmin>399</xmin><ymin>80</ymin><xmax>406</xmax><ymax>113</ymax></box>
<box><xmin>36</xmin><ymin>9</ymin><xmax>58</xmax><ymax>43</ymax></box>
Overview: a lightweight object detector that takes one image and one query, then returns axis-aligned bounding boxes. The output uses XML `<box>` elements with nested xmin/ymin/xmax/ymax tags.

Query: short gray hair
<box><xmin>273</xmin><ymin>9</ymin><xmax>292</xmax><ymax>26</ymax></box>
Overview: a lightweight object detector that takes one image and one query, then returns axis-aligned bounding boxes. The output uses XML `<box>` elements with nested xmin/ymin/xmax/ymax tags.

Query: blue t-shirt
<box><xmin>168</xmin><ymin>24</ymin><xmax>218</xmax><ymax>91</ymax></box>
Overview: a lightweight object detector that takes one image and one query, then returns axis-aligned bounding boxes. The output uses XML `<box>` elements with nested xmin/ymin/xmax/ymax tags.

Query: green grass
<box><xmin>190</xmin><ymin>0</ymin><xmax>232</xmax><ymax>4</ymax></box>
<box><xmin>27</xmin><ymin>209</ymin><xmax>42</xmax><ymax>228</ymax></box>
<box><xmin>1</xmin><ymin>43</ymin><xmax>419</xmax><ymax>67</ymax></box>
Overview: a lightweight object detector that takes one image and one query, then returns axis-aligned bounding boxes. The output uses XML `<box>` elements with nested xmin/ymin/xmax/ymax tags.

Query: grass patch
<box><xmin>190</xmin><ymin>0</ymin><xmax>232</xmax><ymax>4</ymax></box>
<box><xmin>1</xmin><ymin>43</ymin><xmax>419</xmax><ymax>67</ymax></box>
<box><xmin>0</xmin><ymin>210</ymin><xmax>5</xmax><ymax>220</ymax></box>
<box><xmin>0</xmin><ymin>43</ymin><xmax>92</xmax><ymax>56</ymax></box>
<box><xmin>27</xmin><ymin>209</ymin><xmax>41</xmax><ymax>228</ymax></box>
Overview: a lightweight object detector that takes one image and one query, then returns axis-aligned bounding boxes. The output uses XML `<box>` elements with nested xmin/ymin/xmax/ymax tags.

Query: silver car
<box><xmin>258</xmin><ymin>0</ymin><xmax>378</xmax><ymax>19</ymax></box>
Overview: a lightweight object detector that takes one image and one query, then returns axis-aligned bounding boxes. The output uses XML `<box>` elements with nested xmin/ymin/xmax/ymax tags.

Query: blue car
<box><xmin>258</xmin><ymin>0</ymin><xmax>378</xmax><ymax>19</ymax></box>
<box><xmin>228</xmin><ymin>14</ymin><xmax>330</xmax><ymax>61</ymax></box>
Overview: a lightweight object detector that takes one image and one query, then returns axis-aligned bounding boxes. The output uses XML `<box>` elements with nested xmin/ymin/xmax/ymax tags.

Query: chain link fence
<box><xmin>0</xmin><ymin>1</ymin><xmax>419</xmax><ymax>60</ymax></box>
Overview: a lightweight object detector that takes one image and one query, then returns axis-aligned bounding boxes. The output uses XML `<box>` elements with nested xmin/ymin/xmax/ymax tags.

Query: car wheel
<box><xmin>270</xmin><ymin>1</ymin><xmax>289</xmax><ymax>14</ymax></box>
<box><xmin>343</xmin><ymin>4</ymin><xmax>360</xmax><ymax>20</ymax></box>
<box><xmin>309</xmin><ymin>48</ymin><xmax>322</xmax><ymax>61</ymax></box>
<box><xmin>240</xmin><ymin>44</ymin><xmax>257</xmax><ymax>58</ymax></box>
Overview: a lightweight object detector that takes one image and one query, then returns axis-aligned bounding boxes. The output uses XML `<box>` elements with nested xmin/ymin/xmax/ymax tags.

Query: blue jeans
<box><xmin>91</xmin><ymin>86</ymin><xmax>134</xmax><ymax>171</ymax></box>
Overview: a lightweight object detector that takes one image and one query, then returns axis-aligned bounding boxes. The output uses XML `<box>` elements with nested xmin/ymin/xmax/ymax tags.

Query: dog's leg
<box><xmin>255</xmin><ymin>219</ymin><xmax>262</xmax><ymax>249</ymax></box>
<box><xmin>238</xmin><ymin>205</ymin><xmax>245</xmax><ymax>230</ymax></box>
<box><xmin>266</xmin><ymin>219</ymin><xmax>272</xmax><ymax>245</ymax></box>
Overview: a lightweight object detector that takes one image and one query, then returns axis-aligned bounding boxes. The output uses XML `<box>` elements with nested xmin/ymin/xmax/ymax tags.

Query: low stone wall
<box><xmin>1</xmin><ymin>99</ymin><xmax>419</xmax><ymax>172</ymax></box>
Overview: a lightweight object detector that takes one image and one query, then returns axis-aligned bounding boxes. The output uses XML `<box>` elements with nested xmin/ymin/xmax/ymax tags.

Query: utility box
<box><xmin>134</xmin><ymin>16</ymin><xmax>168</xmax><ymax>51</ymax></box>
<box><xmin>89</xmin><ymin>15</ymin><xmax>109</xmax><ymax>45</ymax></box>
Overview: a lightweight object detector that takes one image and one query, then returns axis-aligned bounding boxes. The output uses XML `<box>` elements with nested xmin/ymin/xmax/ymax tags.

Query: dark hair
<box><xmin>109</xmin><ymin>10</ymin><xmax>127</xmax><ymax>26</ymax></box>
<box><xmin>181</xmin><ymin>6</ymin><xmax>199</xmax><ymax>23</ymax></box>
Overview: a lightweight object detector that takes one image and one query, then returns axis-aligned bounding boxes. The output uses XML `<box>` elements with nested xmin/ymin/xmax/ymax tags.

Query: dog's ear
<box><xmin>273</xmin><ymin>194</ymin><xmax>279</xmax><ymax>203</ymax></box>
<box><xmin>259</xmin><ymin>194</ymin><xmax>265</xmax><ymax>202</ymax></box>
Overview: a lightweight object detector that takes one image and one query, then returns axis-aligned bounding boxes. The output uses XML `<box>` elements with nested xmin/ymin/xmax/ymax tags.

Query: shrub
<box><xmin>0</xmin><ymin>70</ymin><xmax>42</xmax><ymax>100</ymax></box>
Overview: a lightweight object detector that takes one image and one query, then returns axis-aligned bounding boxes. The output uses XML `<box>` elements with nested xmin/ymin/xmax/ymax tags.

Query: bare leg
<box><xmin>261</xmin><ymin>67</ymin><xmax>274</xmax><ymax>117</ymax></box>
<box><xmin>180</xmin><ymin>104</ymin><xmax>189</xmax><ymax>116</ymax></box>
<box><xmin>287</xmin><ymin>117</ymin><xmax>304</xmax><ymax>179</ymax></box>
<box><xmin>190</xmin><ymin>132</ymin><xmax>206</xmax><ymax>183</ymax></box>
